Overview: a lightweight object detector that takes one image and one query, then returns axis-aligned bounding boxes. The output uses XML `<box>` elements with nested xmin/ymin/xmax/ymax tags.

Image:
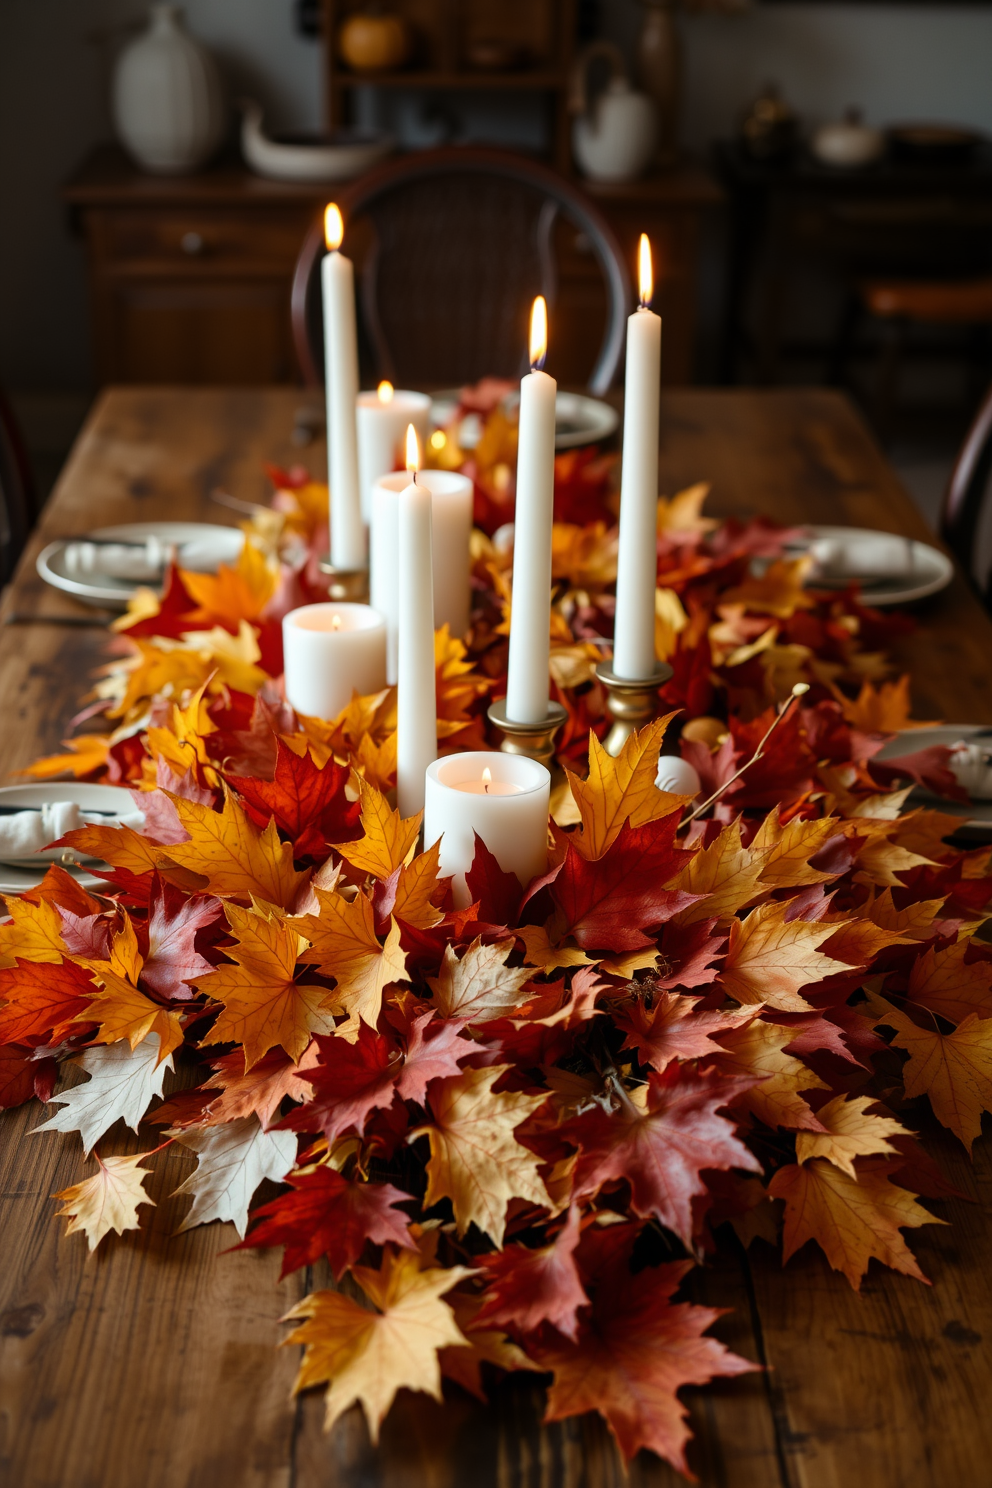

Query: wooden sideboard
<box><xmin>64</xmin><ymin>146</ymin><xmax>722</xmax><ymax>388</ymax></box>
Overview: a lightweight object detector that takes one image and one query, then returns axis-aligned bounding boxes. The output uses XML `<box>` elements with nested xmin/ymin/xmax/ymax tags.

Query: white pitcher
<box><xmin>112</xmin><ymin>4</ymin><xmax>226</xmax><ymax>174</ymax></box>
<box><xmin>570</xmin><ymin>42</ymin><xmax>658</xmax><ymax>183</ymax></box>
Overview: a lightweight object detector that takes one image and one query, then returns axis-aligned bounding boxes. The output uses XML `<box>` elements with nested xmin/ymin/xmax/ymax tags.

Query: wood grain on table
<box><xmin>1</xmin><ymin>387</ymin><xmax>991</xmax><ymax>1488</ymax></box>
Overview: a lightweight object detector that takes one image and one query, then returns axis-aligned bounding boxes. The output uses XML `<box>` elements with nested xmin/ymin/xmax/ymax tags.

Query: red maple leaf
<box><xmin>465</xmin><ymin>834</ymin><xmax>522</xmax><ymax>930</ymax></box>
<box><xmin>618</xmin><ymin>991</ymin><xmax>752</xmax><ymax>1072</ymax></box>
<box><xmin>237</xmin><ymin>1168</ymin><xmax>415</xmax><ymax>1278</ymax></box>
<box><xmin>118</xmin><ymin>562</ymin><xmax>197</xmax><ymax>639</ymax></box>
<box><xmin>227</xmin><ymin>739</ymin><xmax>361</xmax><ymax>860</ymax></box>
<box><xmin>0</xmin><ymin>959</ymin><xmax>94</xmax><ymax>1044</ymax></box>
<box><xmin>531</xmin><ymin>1248</ymin><xmax>756</xmax><ymax>1472</ymax></box>
<box><xmin>280</xmin><ymin>1024</ymin><xmax>399</xmax><ymax>1142</ymax></box>
<box><xmin>393</xmin><ymin>1010</ymin><xmax>475</xmax><ymax>1105</ymax></box>
<box><xmin>551</xmin><ymin>817</ymin><xmax>696</xmax><ymax>952</ymax></box>
<box><xmin>566</xmin><ymin>1064</ymin><xmax>760</xmax><ymax>1245</ymax></box>
<box><xmin>476</xmin><ymin>1205</ymin><xmax>587</xmax><ymax>1339</ymax></box>
<box><xmin>868</xmin><ymin>745</ymin><xmax>969</xmax><ymax>803</ymax></box>
<box><xmin>0</xmin><ymin>1044</ymin><xmax>56</xmax><ymax>1108</ymax></box>
<box><xmin>56</xmin><ymin>907</ymin><xmax>112</xmax><ymax>961</ymax></box>
<box><xmin>141</xmin><ymin>878</ymin><xmax>221</xmax><ymax>1000</ymax></box>
<box><xmin>653</xmin><ymin>920</ymin><xmax>728</xmax><ymax>992</ymax></box>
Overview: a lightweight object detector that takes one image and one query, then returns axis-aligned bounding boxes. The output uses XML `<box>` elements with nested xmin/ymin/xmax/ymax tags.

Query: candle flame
<box><xmin>331</xmin><ymin>613</ymin><xmax>342</xmax><ymax>631</ymax></box>
<box><xmin>482</xmin><ymin>766</ymin><xmax>492</xmax><ymax>794</ymax></box>
<box><xmin>638</xmin><ymin>234</ymin><xmax>654</xmax><ymax>307</ymax></box>
<box><xmin>324</xmin><ymin>203</ymin><xmax>344</xmax><ymax>251</ymax></box>
<box><xmin>529</xmin><ymin>295</ymin><xmax>548</xmax><ymax>370</ymax></box>
<box><xmin>405</xmin><ymin>423</ymin><xmax>421</xmax><ymax>473</ymax></box>
<box><xmin>377</xmin><ymin>380</ymin><xmax>394</xmax><ymax>404</ymax></box>
<box><xmin>430</xmin><ymin>429</ymin><xmax>446</xmax><ymax>451</ymax></box>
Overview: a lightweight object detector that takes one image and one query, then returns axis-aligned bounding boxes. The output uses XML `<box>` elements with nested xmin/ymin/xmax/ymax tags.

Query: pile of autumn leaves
<box><xmin>4</xmin><ymin>705</ymin><xmax>992</xmax><ymax>1474</ymax></box>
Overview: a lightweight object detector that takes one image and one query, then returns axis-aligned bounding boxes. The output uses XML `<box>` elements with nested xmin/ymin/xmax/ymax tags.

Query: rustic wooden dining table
<box><xmin>2</xmin><ymin>386</ymin><xmax>992</xmax><ymax>1488</ymax></box>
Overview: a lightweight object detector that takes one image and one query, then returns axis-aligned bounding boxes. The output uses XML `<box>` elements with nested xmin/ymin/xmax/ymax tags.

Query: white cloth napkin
<box><xmin>949</xmin><ymin>741</ymin><xmax>992</xmax><ymax>801</ymax></box>
<box><xmin>808</xmin><ymin>533</ymin><xmax>918</xmax><ymax>581</ymax></box>
<box><xmin>0</xmin><ymin>803</ymin><xmax>146</xmax><ymax>863</ymax></box>
<box><xmin>63</xmin><ymin>538</ymin><xmax>168</xmax><ymax>582</ymax></box>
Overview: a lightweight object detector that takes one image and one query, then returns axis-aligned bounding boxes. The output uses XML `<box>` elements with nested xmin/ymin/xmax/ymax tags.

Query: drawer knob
<box><xmin>180</xmin><ymin>231</ymin><xmax>205</xmax><ymax>256</ymax></box>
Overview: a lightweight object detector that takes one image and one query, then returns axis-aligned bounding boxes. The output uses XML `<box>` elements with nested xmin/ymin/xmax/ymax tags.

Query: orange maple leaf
<box><xmin>182</xmin><ymin>539</ymin><xmax>277</xmax><ymax>628</ymax></box>
<box><xmin>161</xmin><ymin>791</ymin><xmax>306</xmax><ymax>909</ymax></box>
<box><xmin>567</xmin><ymin>715</ymin><xmax>686</xmax><ymax>861</ymax></box>
<box><xmin>335</xmin><ymin>777</ymin><xmax>420</xmax><ymax>882</ymax></box>
<box><xmin>297</xmin><ymin>888</ymin><xmax>408</xmax><ymax>1033</ymax></box>
<box><xmin>905</xmin><ymin>938</ymin><xmax>992</xmax><ymax>1025</ymax></box>
<box><xmin>870</xmin><ymin>993</ymin><xmax>992</xmax><ymax>1151</ymax></box>
<box><xmin>830</xmin><ymin>675</ymin><xmax>939</xmax><ymax>733</ymax></box>
<box><xmin>19</xmin><ymin>734</ymin><xmax>111</xmax><ymax>781</ymax></box>
<box><xmin>719</xmin><ymin>901</ymin><xmax>849</xmax><ymax>1012</ymax></box>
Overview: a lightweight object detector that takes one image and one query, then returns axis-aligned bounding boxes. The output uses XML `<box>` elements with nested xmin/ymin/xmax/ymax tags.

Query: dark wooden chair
<box><xmin>291</xmin><ymin>147</ymin><xmax>633</xmax><ymax>395</ymax></box>
<box><xmin>0</xmin><ymin>389</ymin><xmax>37</xmax><ymax>588</ymax></box>
<box><xmin>941</xmin><ymin>377</ymin><xmax>992</xmax><ymax>602</ymax></box>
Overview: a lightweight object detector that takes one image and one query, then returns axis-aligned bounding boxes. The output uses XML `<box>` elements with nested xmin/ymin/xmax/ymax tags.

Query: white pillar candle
<box><xmin>283</xmin><ymin>602</ymin><xmax>387</xmax><ymax>721</ymax></box>
<box><xmin>613</xmin><ymin>234</ymin><xmax>662</xmax><ymax>680</ymax></box>
<box><xmin>505</xmin><ymin>296</ymin><xmax>557</xmax><ymax>724</ymax></box>
<box><xmin>396</xmin><ymin>429</ymin><xmax>438</xmax><ymax>820</ymax></box>
<box><xmin>321</xmin><ymin>204</ymin><xmax>365</xmax><ymax>571</ymax></box>
<box><xmin>357</xmin><ymin>383</ymin><xmax>432</xmax><ymax>525</ymax></box>
<box><xmin>424</xmin><ymin>752</ymin><xmax>550</xmax><ymax>909</ymax></box>
<box><xmin>371</xmin><ymin>468</ymin><xmax>473</xmax><ymax>683</ymax></box>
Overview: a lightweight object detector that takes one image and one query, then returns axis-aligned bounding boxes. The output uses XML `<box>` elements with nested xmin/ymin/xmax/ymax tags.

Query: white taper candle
<box><xmin>396</xmin><ymin>426</ymin><xmax>437</xmax><ymax>819</ymax></box>
<box><xmin>613</xmin><ymin>234</ymin><xmax>662</xmax><ymax>679</ymax></box>
<box><xmin>321</xmin><ymin>204</ymin><xmax>365</xmax><ymax>570</ymax></box>
<box><xmin>505</xmin><ymin>296</ymin><xmax>556</xmax><ymax>725</ymax></box>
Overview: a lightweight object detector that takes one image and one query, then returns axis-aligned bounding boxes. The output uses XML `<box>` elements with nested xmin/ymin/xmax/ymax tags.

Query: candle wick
<box><xmin>484</xmin><ymin>782</ymin><xmax>489</xmax><ymax>793</ymax></box>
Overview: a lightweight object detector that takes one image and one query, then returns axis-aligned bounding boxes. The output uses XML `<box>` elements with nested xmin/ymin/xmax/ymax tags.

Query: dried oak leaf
<box><xmin>531</xmin><ymin>1252</ymin><xmax>756</xmax><ymax>1472</ymax></box>
<box><xmin>227</xmin><ymin>739</ymin><xmax>361</xmax><ymax>860</ymax></box>
<box><xmin>568</xmin><ymin>1064</ymin><xmax>760</xmax><ymax>1246</ymax></box>
<box><xmin>719</xmin><ymin>900</ymin><xmax>849</xmax><ymax>1012</ymax></box>
<box><xmin>475</xmin><ymin>1204</ymin><xmax>588</xmax><ymax>1340</ymax></box>
<box><xmin>566</xmin><ymin>714</ymin><xmax>688</xmax><ymax>860</ymax></box>
<box><xmin>297</xmin><ymin>888</ymin><xmax>408</xmax><ymax>1032</ymax></box>
<box><xmin>870</xmin><ymin>993</ymin><xmax>992</xmax><ymax>1152</ymax></box>
<box><xmin>239</xmin><ymin>1167</ymin><xmax>416</xmax><ymax>1278</ymax></box>
<box><xmin>795</xmin><ymin>1095</ymin><xmax>908</xmax><ymax>1179</ymax></box>
<box><xmin>427</xmin><ymin>937</ymin><xmax>531</xmax><ymax>1022</ymax></box>
<box><xmin>199</xmin><ymin>901</ymin><xmax>337</xmax><ymax>1069</ymax></box>
<box><xmin>551</xmin><ymin>815</ymin><xmax>696</xmax><ymax>953</ymax></box>
<box><xmin>413</xmin><ymin>1065</ymin><xmax>552</xmax><ymax>1246</ymax></box>
<box><xmin>53</xmin><ymin>1151</ymin><xmax>156</xmax><ymax>1252</ymax></box>
<box><xmin>769</xmin><ymin>1158</ymin><xmax>942</xmax><ymax>1290</ymax></box>
<box><xmin>283</xmin><ymin>1248</ymin><xmax>472</xmax><ymax>1439</ymax></box>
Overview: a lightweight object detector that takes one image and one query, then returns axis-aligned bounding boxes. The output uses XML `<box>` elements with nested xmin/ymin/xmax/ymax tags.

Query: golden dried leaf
<box><xmin>670</xmin><ymin>820</ymin><xmax>764</xmax><ymax>924</ymax></box>
<box><xmin>20</xmin><ymin>735</ymin><xmax>111</xmax><ymax>781</ymax></box>
<box><xmin>831</xmin><ymin>675</ymin><xmax>939</xmax><ymax>734</ymax></box>
<box><xmin>906</xmin><ymin>938</ymin><xmax>992</xmax><ymax>1025</ymax></box>
<box><xmin>0</xmin><ymin>896</ymin><xmax>68</xmax><ymax>969</ymax></box>
<box><xmin>335</xmin><ymin>777</ymin><xmax>421</xmax><ymax>882</ymax></box>
<box><xmin>182</xmin><ymin>539</ymin><xmax>278</xmax><ymax>627</ymax></box>
<box><xmin>720</xmin><ymin>901</ymin><xmax>848</xmax><ymax>1012</ymax></box>
<box><xmin>298</xmin><ymin>888</ymin><xmax>408</xmax><ymax>1032</ymax></box>
<box><xmin>870</xmin><ymin>994</ymin><xmax>992</xmax><ymax>1151</ymax></box>
<box><xmin>795</xmin><ymin>1095</ymin><xmax>907</xmax><ymax>1179</ymax></box>
<box><xmin>162</xmin><ymin>791</ymin><xmax>305</xmax><ymax>909</ymax></box>
<box><xmin>749</xmin><ymin>811</ymin><xmax>840</xmax><ymax>889</ymax></box>
<box><xmin>721</xmin><ymin>557</ymin><xmax>817</xmax><ymax>619</ymax></box>
<box><xmin>515</xmin><ymin>925</ymin><xmax>593</xmax><ymax>972</ymax></box>
<box><xmin>715</xmin><ymin>1020</ymin><xmax>828</xmax><ymax>1130</ymax></box>
<box><xmin>391</xmin><ymin>840</ymin><xmax>444</xmax><ymax>929</ymax></box>
<box><xmin>567</xmin><ymin>715</ymin><xmax>686</xmax><ymax>861</ymax></box>
<box><xmin>427</xmin><ymin>938</ymin><xmax>532</xmax><ymax>1021</ymax></box>
<box><xmin>53</xmin><ymin>1152</ymin><xmax>155</xmax><ymax>1252</ymax></box>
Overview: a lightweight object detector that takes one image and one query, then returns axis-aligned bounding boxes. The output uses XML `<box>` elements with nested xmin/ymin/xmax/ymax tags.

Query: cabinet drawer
<box><xmin>95</xmin><ymin>208</ymin><xmax>313</xmax><ymax>271</ymax></box>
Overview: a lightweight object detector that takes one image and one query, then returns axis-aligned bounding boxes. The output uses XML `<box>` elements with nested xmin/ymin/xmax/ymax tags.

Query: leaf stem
<box><xmin>685</xmin><ymin>683</ymin><xmax>809</xmax><ymax>826</ymax></box>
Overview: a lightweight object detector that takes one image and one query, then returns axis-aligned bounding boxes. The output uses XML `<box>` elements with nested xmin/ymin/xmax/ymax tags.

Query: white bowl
<box><xmin>241</xmin><ymin>100</ymin><xmax>394</xmax><ymax>183</ymax></box>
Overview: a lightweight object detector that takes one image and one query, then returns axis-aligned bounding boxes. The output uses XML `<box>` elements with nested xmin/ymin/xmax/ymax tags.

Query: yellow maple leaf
<box><xmin>657</xmin><ymin>482</ymin><xmax>717</xmax><ymax>536</ymax></box>
<box><xmin>201</xmin><ymin>901</ymin><xmax>337</xmax><ymax>1068</ymax></box>
<box><xmin>19</xmin><ymin>735</ymin><xmax>111</xmax><ymax>781</ymax></box>
<box><xmin>74</xmin><ymin>961</ymin><xmax>184</xmax><ymax>1061</ymax></box>
<box><xmin>0</xmin><ymin>896</ymin><xmax>68</xmax><ymax>969</ymax></box>
<box><xmin>906</xmin><ymin>938</ymin><xmax>992</xmax><ymax>1025</ymax></box>
<box><xmin>795</xmin><ymin>1095</ymin><xmax>908</xmax><ymax>1179</ymax></box>
<box><xmin>551</xmin><ymin>522</ymin><xmax>618</xmax><ymax>588</ymax></box>
<box><xmin>335</xmin><ymin>777</ymin><xmax>421</xmax><ymax>881</ymax></box>
<box><xmin>390</xmin><ymin>841</ymin><xmax>444</xmax><ymax>930</ymax></box>
<box><xmin>58</xmin><ymin>821</ymin><xmax>164</xmax><ymax>879</ymax></box>
<box><xmin>830</xmin><ymin>675</ymin><xmax>939</xmax><ymax>734</ymax></box>
<box><xmin>769</xmin><ymin>1158</ymin><xmax>941</xmax><ymax>1290</ymax></box>
<box><xmin>567</xmin><ymin>715</ymin><xmax>685</xmax><ymax>861</ymax></box>
<box><xmin>870</xmin><ymin>994</ymin><xmax>992</xmax><ymax>1151</ymax></box>
<box><xmin>427</xmin><ymin>938</ymin><xmax>532</xmax><ymax>1021</ymax></box>
<box><xmin>297</xmin><ymin>888</ymin><xmax>408</xmax><ymax>1033</ymax></box>
<box><xmin>864</xmin><ymin>888</ymin><xmax>947</xmax><ymax>939</ymax></box>
<box><xmin>283</xmin><ymin>1249</ymin><xmax>472</xmax><ymax>1440</ymax></box>
<box><xmin>161</xmin><ymin>790</ymin><xmax>305</xmax><ymax>908</ymax></box>
<box><xmin>413</xmin><ymin>1065</ymin><xmax>551</xmax><ymax>1245</ymax></box>
<box><xmin>53</xmin><ymin>1151</ymin><xmax>156</xmax><ymax>1252</ymax></box>
<box><xmin>721</xmin><ymin>557</ymin><xmax>817</xmax><ymax>619</ymax></box>
<box><xmin>720</xmin><ymin>900</ymin><xmax>849</xmax><ymax>1012</ymax></box>
<box><xmin>669</xmin><ymin>819</ymin><xmax>764</xmax><ymax>924</ymax></box>
<box><xmin>714</xmin><ymin>1019</ymin><xmax>828</xmax><ymax>1130</ymax></box>
<box><xmin>749</xmin><ymin>811</ymin><xmax>841</xmax><ymax>889</ymax></box>
<box><xmin>515</xmin><ymin>925</ymin><xmax>593</xmax><ymax>972</ymax></box>
<box><xmin>182</xmin><ymin>539</ymin><xmax>277</xmax><ymax>628</ymax></box>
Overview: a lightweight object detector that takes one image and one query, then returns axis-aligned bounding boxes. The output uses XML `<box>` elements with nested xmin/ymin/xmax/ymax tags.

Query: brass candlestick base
<box><xmin>595</xmin><ymin>659</ymin><xmax>673</xmax><ymax>757</ymax></box>
<box><xmin>316</xmin><ymin>560</ymin><xmax>369</xmax><ymax>603</ymax></box>
<box><xmin>487</xmin><ymin>698</ymin><xmax>569</xmax><ymax>772</ymax></box>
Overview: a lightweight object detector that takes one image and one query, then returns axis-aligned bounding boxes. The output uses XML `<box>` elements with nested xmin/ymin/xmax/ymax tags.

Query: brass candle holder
<box><xmin>595</xmin><ymin>659</ymin><xmax>674</xmax><ymax>757</ymax></box>
<box><xmin>316</xmin><ymin>560</ymin><xmax>370</xmax><ymax>603</ymax></box>
<box><xmin>487</xmin><ymin>698</ymin><xmax>569</xmax><ymax>772</ymax></box>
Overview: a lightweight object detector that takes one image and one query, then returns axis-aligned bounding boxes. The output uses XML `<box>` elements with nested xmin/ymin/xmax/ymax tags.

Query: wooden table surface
<box><xmin>2</xmin><ymin>387</ymin><xmax>992</xmax><ymax>1488</ymax></box>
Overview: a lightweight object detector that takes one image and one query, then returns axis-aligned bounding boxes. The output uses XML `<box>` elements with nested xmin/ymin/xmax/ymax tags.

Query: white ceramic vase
<box><xmin>112</xmin><ymin>4</ymin><xmax>225</xmax><ymax>175</ymax></box>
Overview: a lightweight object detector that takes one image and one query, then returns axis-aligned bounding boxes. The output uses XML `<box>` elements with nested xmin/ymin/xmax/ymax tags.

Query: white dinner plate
<box><xmin>782</xmin><ymin>524</ymin><xmax>953</xmax><ymax>607</ymax></box>
<box><xmin>430</xmin><ymin>391</ymin><xmax>619</xmax><ymax>452</ymax></box>
<box><xmin>37</xmin><ymin>521</ymin><xmax>245</xmax><ymax>609</ymax></box>
<box><xmin>0</xmin><ymin>783</ymin><xmax>139</xmax><ymax>896</ymax></box>
<box><xmin>876</xmin><ymin>725</ymin><xmax>992</xmax><ymax>833</ymax></box>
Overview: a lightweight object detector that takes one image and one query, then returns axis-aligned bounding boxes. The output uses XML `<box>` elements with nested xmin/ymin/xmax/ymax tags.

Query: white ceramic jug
<box><xmin>571</xmin><ymin>42</ymin><xmax>657</xmax><ymax>183</ymax></box>
<box><xmin>112</xmin><ymin>4</ymin><xmax>225</xmax><ymax>174</ymax></box>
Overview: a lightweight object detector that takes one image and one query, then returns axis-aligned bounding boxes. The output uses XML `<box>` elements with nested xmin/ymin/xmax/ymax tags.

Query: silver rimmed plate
<box><xmin>876</xmin><ymin>725</ymin><xmax>992</xmax><ymax>833</ymax></box>
<box><xmin>0</xmin><ymin>783</ymin><xmax>139</xmax><ymax>895</ymax></box>
<box><xmin>782</xmin><ymin>525</ymin><xmax>953</xmax><ymax>607</ymax></box>
<box><xmin>430</xmin><ymin>391</ymin><xmax>619</xmax><ymax>453</ymax></box>
<box><xmin>37</xmin><ymin>521</ymin><xmax>245</xmax><ymax>609</ymax></box>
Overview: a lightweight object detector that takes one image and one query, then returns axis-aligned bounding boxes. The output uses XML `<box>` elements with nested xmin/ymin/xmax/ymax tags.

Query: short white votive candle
<box><xmin>371</xmin><ymin>468</ymin><xmax>474</xmax><ymax>682</ymax></box>
<box><xmin>357</xmin><ymin>385</ymin><xmax>432</xmax><ymax>525</ymax></box>
<box><xmin>423</xmin><ymin>752</ymin><xmax>550</xmax><ymax>909</ymax></box>
<box><xmin>283</xmin><ymin>602</ymin><xmax>387</xmax><ymax>721</ymax></box>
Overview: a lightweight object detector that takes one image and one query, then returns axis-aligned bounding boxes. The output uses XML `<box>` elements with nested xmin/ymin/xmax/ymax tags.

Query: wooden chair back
<box><xmin>291</xmin><ymin>147</ymin><xmax>632</xmax><ymax>395</ymax></box>
<box><xmin>0</xmin><ymin>389</ymin><xmax>36</xmax><ymax>588</ymax></box>
<box><xmin>941</xmin><ymin>379</ymin><xmax>992</xmax><ymax>600</ymax></box>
